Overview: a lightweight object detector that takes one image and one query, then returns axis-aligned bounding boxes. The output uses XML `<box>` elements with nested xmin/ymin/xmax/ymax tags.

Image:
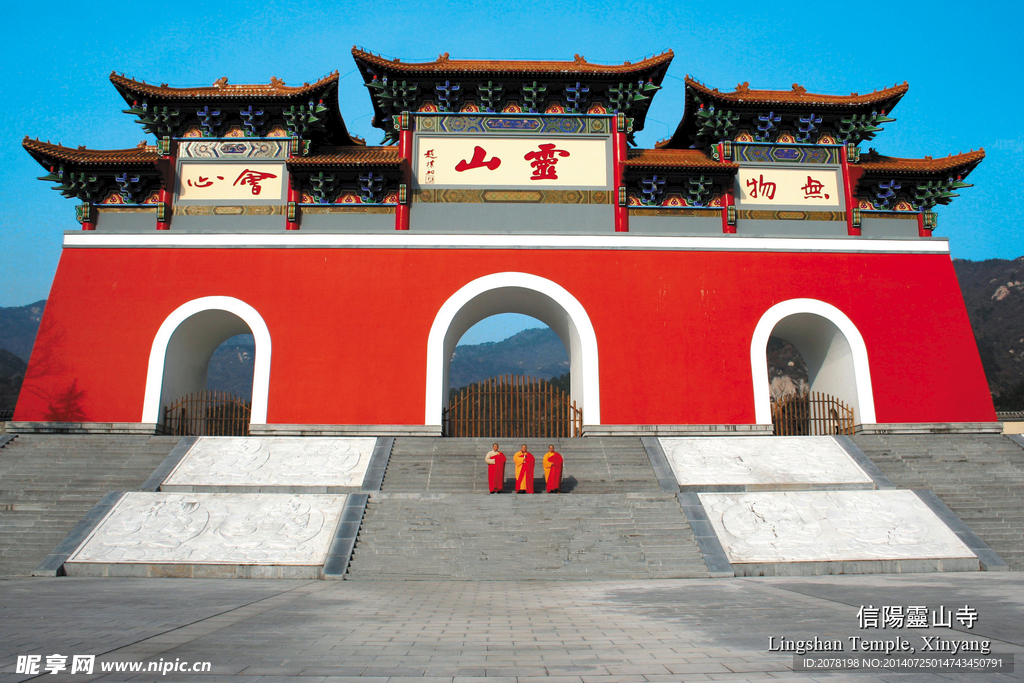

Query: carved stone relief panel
<box><xmin>163</xmin><ymin>437</ymin><xmax>377</xmax><ymax>487</ymax></box>
<box><xmin>699</xmin><ymin>490</ymin><xmax>976</xmax><ymax>564</ymax></box>
<box><xmin>68</xmin><ymin>492</ymin><xmax>346</xmax><ymax>565</ymax></box>
<box><xmin>660</xmin><ymin>436</ymin><xmax>872</xmax><ymax>486</ymax></box>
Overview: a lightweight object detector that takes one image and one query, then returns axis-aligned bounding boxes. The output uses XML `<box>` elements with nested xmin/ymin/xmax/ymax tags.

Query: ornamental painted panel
<box><xmin>736</xmin><ymin>167</ymin><xmax>841</xmax><ymax>208</ymax></box>
<box><xmin>178</xmin><ymin>140</ymin><xmax>291</xmax><ymax>160</ymax></box>
<box><xmin>176</xmin><ymin>162</ymin><xmax>287</xmax><ymax>203</ymax></box>
<box><xmin>67</xmin><ymin>492</ymin><xmax>346</xmax><ymax>565</ymax></box>
<box><xmin>162</xmin><ymin>437</ymin><xmax>376</xmax><ymax>488</ymax></box>
<box><xmin>414</xmin><ymin>136</ymin><xmax>611</xmax><ymax>189</ymax></box>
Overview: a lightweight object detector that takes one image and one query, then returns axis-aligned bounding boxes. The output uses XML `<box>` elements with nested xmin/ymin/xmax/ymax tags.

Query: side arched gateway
<box><xmin>141</xmin><ymin>296</ymin><xmax>272</xmax><ymax>427</ymax></box>
<box><xmin>425</xmin><ymin>273</ymin><xmax>600</xmax><ymax>429</ymax></box>
<box><xmin>750</xmin><ymin>298</ymin><xmax>876</xmax><ymax>428</ymax></box>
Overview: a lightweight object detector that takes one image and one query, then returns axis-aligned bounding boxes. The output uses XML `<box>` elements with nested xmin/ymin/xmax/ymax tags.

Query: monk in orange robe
<box><xmin>543</xmin><ymin>444</ymin><xmax>563</xmax><ymax>493</ymax></box>
<box><xmin>485</xmin><ymin>442</ymin><xmax>506</xmax><ymax>493</ymax></box>
<box><xmin>514</xmin><ymin>444</ymin><xmax>535</xmax><ymax>494</ymax></box>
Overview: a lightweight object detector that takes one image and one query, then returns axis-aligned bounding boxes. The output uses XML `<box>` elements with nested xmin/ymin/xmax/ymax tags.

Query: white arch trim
<box><xmin>141</xmin><ymin>296</ymin><xmax>272</xmax><ymax>425</ymax></box>
<box><xmin>750</xmin><ymin>298</ymin><xmax>876</xmax><ymax>425</ymax></box>
<box><xmin>425</xmin><ymin>272</ymin><xmax>600</xmax><ymax>426</ymax></box>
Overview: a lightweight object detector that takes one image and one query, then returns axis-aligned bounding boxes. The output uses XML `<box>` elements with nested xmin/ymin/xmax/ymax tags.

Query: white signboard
<box><xmin>415</xmin><ymin>136</ymin><xmax>609</xmax><ymax>188</ymax></box>
<box><xmin>737</xmin><ymin>167</ymin><xmax>841</xmax><ymax>207</ymax></box>
<box><xmin>177</xmin><ymin>162</ymin><xmax>287</xmax><ymax>202</ymax></box>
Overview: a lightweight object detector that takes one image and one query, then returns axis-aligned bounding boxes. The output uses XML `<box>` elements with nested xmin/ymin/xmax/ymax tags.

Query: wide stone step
<box><xmin>346</xmin><ymin>492</ymin><xmax>709</xmax><ymax>580</ymax></box>
<box><xmin>0</xmin><ymin>434</ymin><xmax>179</xmax><ymax>576</ymax></box>
<box><xmin>381</xmin><ymin>437</ymin><xmax>662</xmax><ymax>494</ymax></box>
<box><xmin>853</xmin><ymin>434</ymin><xmax>1024</xmax><ymax>571</ymax></box>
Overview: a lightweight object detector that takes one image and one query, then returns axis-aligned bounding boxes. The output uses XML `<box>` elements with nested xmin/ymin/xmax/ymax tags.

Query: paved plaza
<box><xmin>1</xmin><ymin>573</ymin><xmax>1022</xmax><ymax>682</ymax></box>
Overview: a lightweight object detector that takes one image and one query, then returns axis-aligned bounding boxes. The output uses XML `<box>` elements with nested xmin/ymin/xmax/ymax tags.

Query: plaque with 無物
<box><xmin>736</xmin><ymin>167</ymin><xmax>842</xmax><ymax>208</ymax></box>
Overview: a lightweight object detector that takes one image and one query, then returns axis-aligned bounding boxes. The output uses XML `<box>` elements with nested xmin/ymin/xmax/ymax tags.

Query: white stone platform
<box><xmin>660</xmin><ymin>436</ymin><xmax>874</xmax><ymax>490</ymax></box>
<box><xmin>63</xmin><ymin>492</ymin><xmax>347</xmax><ymax>578</ymax></box>
<box><xmin>161</xmin><ymin>437</ymin><xmax>376</xmax><ymax>491</ymax></box>
<box><xmin>699</xmin><ymin>490</ymin><xmax>979</xmax><ymax>575</ymax></box>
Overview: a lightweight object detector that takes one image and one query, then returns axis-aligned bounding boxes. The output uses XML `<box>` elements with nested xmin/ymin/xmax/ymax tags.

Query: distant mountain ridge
<box><xmin>449</xmin><ymin>327</ymin><xmax>569</xmax><ymax>389</ymax></box>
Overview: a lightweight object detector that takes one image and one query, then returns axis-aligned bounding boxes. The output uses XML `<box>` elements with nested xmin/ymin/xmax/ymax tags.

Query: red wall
<box><xmin>15</xmin><ymin>247</ymin><xmax>996</xmax><ymax>425</ymax></box>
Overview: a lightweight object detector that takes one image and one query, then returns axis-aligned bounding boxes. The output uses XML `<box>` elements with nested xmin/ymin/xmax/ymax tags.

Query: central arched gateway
<box><xmin>425</xmin><ymin>273</ymin><xmax>600</xmax><ymax>430</ymax></box>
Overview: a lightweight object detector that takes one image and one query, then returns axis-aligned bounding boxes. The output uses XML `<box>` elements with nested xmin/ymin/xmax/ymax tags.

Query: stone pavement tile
<box><xmin>724</xmin><ymin>661</ymin><xmax>793</xmax><ymax>673</ymax></box>
<box><xmin>514</xmin><ymin>677</ymin><xmax>585</xmax><ymax>683</ymax></box>
<box><xmin>480</xmin><ymin>666</ymin><xmax>549</xmax><ymax>676</ymax></box>
<box><xmin>358</xmin><ymin>668</ymin><xmax>427</xmax><ymax>677</ymax></box>
<box><xmin>581</xmin><ymin>675</ymin><xmax>648</xmax><ymax>683</ymax></box>
<box><xmin>666</xmin><ymin>662</ymin><xmax>734</xmax><ymax>674</ymax></box>
<box><xmin>235</xmin><ymin>666</ymin><xmax>306</xmax><ymax>676</ymax></box>
<box><xmin>320</xmin><ymin>678</ymin><xmax>390</xmax><ymax>683</ymax></box>
<box><xmin>252</xmin><ymin>677</ymin><xmax>327</xmax><ymax>683</ymax></box>
<box><xmin>452</xmin><ymin>677</ymin><xmax>517</xmax><ymax>683</ymax></box>
<box><xmin>384</xmin><ymin>678</ymin><xmax>455</xmax><ymax>683</ymax></box>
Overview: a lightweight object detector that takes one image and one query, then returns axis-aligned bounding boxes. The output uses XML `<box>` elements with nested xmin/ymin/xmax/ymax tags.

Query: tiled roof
<box><xmin>23</xmin><ymin>138</ymin><xmax>159</xmax><ymax>167</ymax></box>
<box><xmin>352</xmin><ymin>48</ymin><xmax>673</xmax><ymax>75</ymax></box>
<box><xmin>109</xmin><ymin>72</ymin><xmax>340</xmax><ymax>100</ymax></box>
<box><xmin>624</xmin><ymin>148</ymin><xmax>735</xmax><ymax>170</ymax></box>
<box><xmin>857</xmin><ymin>149</ymin><xmax>985</xmax><ymax>176</ymax></box>
<box><xmin>685</xmin><ymin>77</ymin><xmax>908</xmax><ymax>109</ymax></box>
<box><xmin>289</xmin><ymin>147</ymin><xmax>402</xmax><ymax>166</ymax></box>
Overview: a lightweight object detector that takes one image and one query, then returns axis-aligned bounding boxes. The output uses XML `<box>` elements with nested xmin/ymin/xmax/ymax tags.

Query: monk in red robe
<box><xmin>514</xmin><ymin>444</ymin><xmax>535</xmax><ymax>494</ymax></box>
<box><xmin>543</xmin><ymin>444</ymin><xmax>563</xmax><ymax>493</ymax></box>
<box><xmin>485</xmin><ymin>442</ymin><xmax>506</xmax><ymax>493</ymax></box>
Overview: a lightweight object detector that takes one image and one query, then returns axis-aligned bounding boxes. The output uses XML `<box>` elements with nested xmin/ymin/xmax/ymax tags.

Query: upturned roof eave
<box><xmin>658</xmin><ymin>79</ymin><xmax>909</xmax><ymax>150</ymax></box>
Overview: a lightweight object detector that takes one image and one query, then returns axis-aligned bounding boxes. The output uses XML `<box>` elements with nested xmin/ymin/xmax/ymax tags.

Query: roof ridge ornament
<box><xmin>213</xmin><ymin>77</ymin><xmax>228</xmax><ymax>88</ymax></box>
<box><xmin>270</xmin><ymin>76</ymin><xmax>285</xmax><ymax>87</ymax></box>
<box><xmin>437</xmin><ymin>52</ymin><xmax>450</xmax><ymax>63</ymax></box>
<box><xmin>791</xmin><ymin>83</ymin><xmax>806</xmax><ymax>94</ymax></box>
<box><xmin>735</xmin><ymin>82</ymin><xmax>750</xmax><ymax>94</ymax></box>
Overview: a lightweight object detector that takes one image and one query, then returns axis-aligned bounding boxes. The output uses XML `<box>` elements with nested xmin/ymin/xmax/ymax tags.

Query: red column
<box><xmin>719</xmin><ymin>143</ymin><xmax>736</xmax><ymax>234</ymax></box>
<box><xmin>396</xmin><ymin>116</ymin><xmax>412</xmax><ymax>231</ymax></box>
<box><xmin>613</xmin><ymin>116</ymin><xmax>628</xmax><ymax>232</ymax></box>
<box><xmin>156</xmin><ymin>141</ymin><xmax>175</xmax><ymax>231</ymax></box>
<box><xmin>917</xmin><ymin>212</ymin><xmax>930</xmax><ymax>238</ymax></box>
<box><xmin>286</xmin><ymin>176</ymin><xmax>300</xmax><ymax>230</ymax></box>
<box><xmin>78</xmin><ymin>204</ymin><xmax>95</xmax><ymax>231</ymax></box>
<box><xmin>840</xmin><ymin>145</ymin><xmax>860</xmax><ymax>236</ymax></box>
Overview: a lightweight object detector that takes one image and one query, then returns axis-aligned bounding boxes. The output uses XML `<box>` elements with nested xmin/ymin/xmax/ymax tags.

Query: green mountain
<box><xmin>449</xmin><ymin>327</ymin><xmax>569</xmax><ymax>389</ymax></box>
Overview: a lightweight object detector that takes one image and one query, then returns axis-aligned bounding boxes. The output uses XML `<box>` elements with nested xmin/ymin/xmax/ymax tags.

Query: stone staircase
<box><xmin>380</xmin><ymin>437</ymin><xmax>664</xmax><ymax>494</ymax></box>
<box><xmin>852</xmin><ymin>434</ymin><xmax>1024</xmax><ymax>570</ymax></box>
<box><xmin>346</xmin><ymin>492</ymin><xmax>709</xmax><ymax>579</ymax></box>
<box><xmin>0</xmin><ymin>434</ymin><xmax>179</xmax><ymax>575</ymax></box>
<box><xmin>347</xmin><ymin>437</ymin><xmax>710</xmax><ymax>579</ymax></box>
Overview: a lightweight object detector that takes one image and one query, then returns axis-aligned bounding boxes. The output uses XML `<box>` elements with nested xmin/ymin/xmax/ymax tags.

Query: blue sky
<box><xmin>2</xmin><ymin>0</ymin><xmax>1021</xmax><ymax>343</ymax></box>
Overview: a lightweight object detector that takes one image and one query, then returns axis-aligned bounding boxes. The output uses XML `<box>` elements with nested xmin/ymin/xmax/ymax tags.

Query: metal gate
<box><xmin>443</xmin><ymin>374</ymin><xmax>583</xmax><ymax>438</ymax></box>
<box><xmin>162</xmin><ymin>390</ymin><xmax>252</xmax><ymax>436</ymax></box>
<box><xmin>770</xmin><ymin>391</ymin><xmax>854</xmax><ymax>436</ymax></box>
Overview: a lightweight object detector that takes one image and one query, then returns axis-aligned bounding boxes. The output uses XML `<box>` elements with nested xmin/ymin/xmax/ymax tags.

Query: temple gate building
<box><xmin>14</xmin><ymin>48</ymin><xmax>994</xmax><ymax>437</ymax></box>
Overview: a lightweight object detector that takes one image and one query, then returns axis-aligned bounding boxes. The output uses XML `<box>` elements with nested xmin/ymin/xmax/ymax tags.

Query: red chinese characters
<box><xmin>186</xmin><ymin>175</ymin><xmax>224</xmax><ymax>188</ymax></box>
<box><xmin>455</xmin><ymin>146</ymin><xmax>501</xmax><ymax>172</ymax></box>
<box><xmin>524</xmin><ymin>143</ymin><xmax>570</xmax><ymax>180</ymax></box>
<box><xmin>745</xmin><ymin>174</ymin><xmax>777</xmax><ymax>200</ymax></box>
<box><xmin>233</xmin><ymin>169</ymin><xmax>279</xmax><ymax>196</ymax></box>
<box><xmin>801</xmin><ymin>176</ymin><xmax>830</xmax><ymax>200</ymax></box>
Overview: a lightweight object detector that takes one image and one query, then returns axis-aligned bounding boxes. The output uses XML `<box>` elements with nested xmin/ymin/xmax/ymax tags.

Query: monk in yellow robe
<box><xmin>543</xmin><ymin>444</ymin><xmax>563</xmax><ymax>493</ymax></box>
<box><xmin>513</xmin><ymin>444</ymin><xmax>535</xmax><ymax>494</ymax></box>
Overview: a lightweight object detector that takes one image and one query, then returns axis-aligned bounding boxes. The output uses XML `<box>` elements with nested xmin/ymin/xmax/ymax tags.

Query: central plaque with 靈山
<box><xmin>413</xmin><ymin>114</ymin><xmax>613</xmax><ymax>190</ymax></box>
